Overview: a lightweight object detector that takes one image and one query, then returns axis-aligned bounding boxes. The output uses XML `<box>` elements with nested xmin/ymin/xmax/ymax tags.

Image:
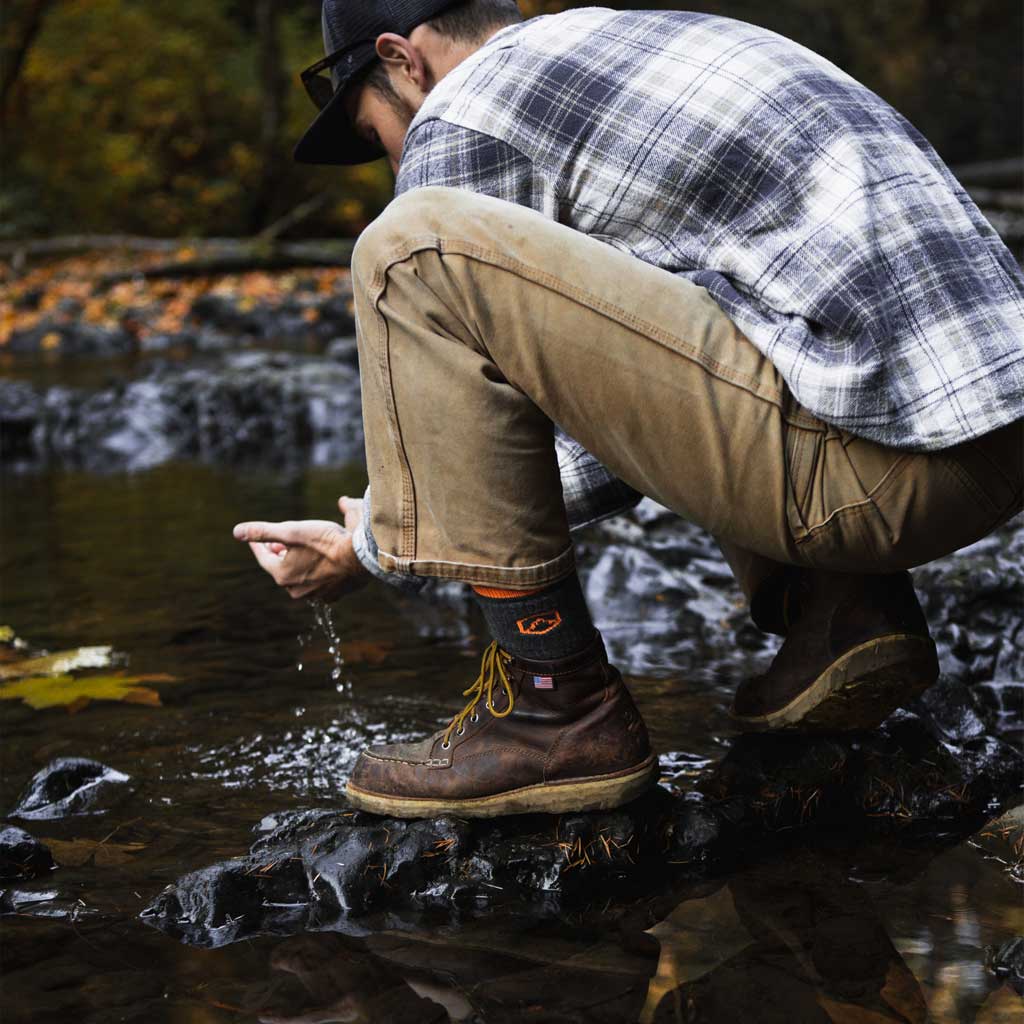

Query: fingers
<box><xmin>234</xmin><ymin>515</ymin><xmax>360</xmax><ymax>599</ymax></box>
<box><xmin>233</xmin><ymin>521</ymin><xmax>301</xmax><ymax>545</ymax></box>
<box><xmin>248</xmin><ymin>541</ymin><xmax>288</xmax><ymax>577</ymax></box>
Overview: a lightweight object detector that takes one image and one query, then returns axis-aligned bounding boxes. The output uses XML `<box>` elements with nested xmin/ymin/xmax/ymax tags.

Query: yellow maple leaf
<box><xmin>0</xmin><ymin>672</ymin><xmax>177</xmax><ymax>711</ymax></box>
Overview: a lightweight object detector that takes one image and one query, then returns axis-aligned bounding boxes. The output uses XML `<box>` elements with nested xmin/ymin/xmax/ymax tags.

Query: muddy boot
<box><xmin>730</xmin><ymin>570</ymin><xmax>939</xmax><ymax>732</ymax></box>
<box><xmin>346</xmin><ymin>633</ymin><xmax>658</xmax><ymax>818</ymax></box>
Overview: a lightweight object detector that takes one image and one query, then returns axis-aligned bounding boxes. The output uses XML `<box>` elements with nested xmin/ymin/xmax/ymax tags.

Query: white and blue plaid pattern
<box><xmin>354</xmin><ymin>6</ymin><xmax>1024</xmax><ymax>586</ymax></box>
<box><xmin>397</xmin><ymin>7</ymin><xmax>1024</xmax><ymax>449</ymax></box>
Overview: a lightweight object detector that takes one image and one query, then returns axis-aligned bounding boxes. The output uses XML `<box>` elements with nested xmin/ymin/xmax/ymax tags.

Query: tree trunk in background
<box><xmin>0</xmin><ymin>0</ymin><xmax>56</xmax><ymax>133</ymax></box>
<box><xmin>253</xmin><ymin>0</ymin><xmax>289</xmax><ymax>232</ymax></box>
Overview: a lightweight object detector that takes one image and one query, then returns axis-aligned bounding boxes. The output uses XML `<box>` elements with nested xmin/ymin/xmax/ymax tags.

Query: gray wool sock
<box><xmin>472</xmin><ymin>573</ymin><xmax>596</xmax><ymax>660</ymax></box>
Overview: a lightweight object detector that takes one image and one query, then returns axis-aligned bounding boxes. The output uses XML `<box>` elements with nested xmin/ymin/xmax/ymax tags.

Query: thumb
<box><xmin>338</xmin><ymin>495</ymin><xmax>363</xmax><ymax>530</ymax></box>
<box><xmin>233</xmin><ymin>521</ymin><xmax>299</xmax><ymax>545</ymax></box>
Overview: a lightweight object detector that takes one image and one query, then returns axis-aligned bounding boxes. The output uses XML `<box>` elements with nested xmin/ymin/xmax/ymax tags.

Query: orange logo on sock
<box><xmin>516</xmin><ymin>610</ymin><xmax>563</xmax><ymax>635</ymax></box>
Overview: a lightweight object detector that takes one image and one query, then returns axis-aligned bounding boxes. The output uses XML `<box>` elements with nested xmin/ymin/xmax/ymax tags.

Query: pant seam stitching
<box><xmin>369</xmin><ymin>257</ymin><xmax>418</xmax><ymax>560</ymax></box>
<box><xmin>795</xmin><ymin>497</ymin><xmax>878</xmax><ymax>545</ymax></box>
<box><xmin>376</xmin><ymin>233</ymin><xmax>785</xmax><ymax>411</ymax></box>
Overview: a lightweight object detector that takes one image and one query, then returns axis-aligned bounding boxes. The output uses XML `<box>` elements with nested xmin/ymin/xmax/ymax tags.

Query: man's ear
<box><xmin>375</xmin><ymin>33</ymin><xmax>429</xmax><ymax>91</ymax></box>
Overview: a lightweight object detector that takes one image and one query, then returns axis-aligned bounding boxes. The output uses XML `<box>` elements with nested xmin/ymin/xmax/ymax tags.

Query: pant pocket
<box><xmin>788</xmin><ymin>430</ymin><xmax>904</xmax><ymax>570</ymax></box>
<box><xmin>782</xmin><ymin>418</ymin><xmax>826</xmax><ymax>543</ymax></box>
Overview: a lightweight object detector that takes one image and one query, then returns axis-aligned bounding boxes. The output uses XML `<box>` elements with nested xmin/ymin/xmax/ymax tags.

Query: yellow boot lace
<box><xmin>441</xmin><ymin>641</ymin><xmax>515</xmax><ymax>749</ymax></box>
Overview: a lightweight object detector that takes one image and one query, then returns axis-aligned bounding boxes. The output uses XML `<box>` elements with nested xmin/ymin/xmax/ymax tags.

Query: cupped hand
<box><xmin>233</xmin><ymin>496</ymin><xmax>369</xmax><ymax>601</ymax></box>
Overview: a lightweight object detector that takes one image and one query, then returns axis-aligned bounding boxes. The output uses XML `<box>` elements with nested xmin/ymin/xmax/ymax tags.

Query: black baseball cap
<box><xmin>294</xmin><ymin>0</ymin><xmax>462</xmax><ymax>165</ymax></box>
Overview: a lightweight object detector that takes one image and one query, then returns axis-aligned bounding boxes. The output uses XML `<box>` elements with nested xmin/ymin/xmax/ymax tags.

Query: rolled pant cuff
<box><xmin>376</xmin><ymin>545</ymin><xmax>577</xmax><ymax>588</ymax></box>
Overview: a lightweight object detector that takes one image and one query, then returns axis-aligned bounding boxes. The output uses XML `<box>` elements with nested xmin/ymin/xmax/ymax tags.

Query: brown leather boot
<box><xmin>731</xmin><ymin>570</ymin><xmax>939</xmax><ymax>732</ymax></box>
<box><xmin>346</xmin><ymin>634</ymin><xmax>658</xmax><ymax>818</ymax></box>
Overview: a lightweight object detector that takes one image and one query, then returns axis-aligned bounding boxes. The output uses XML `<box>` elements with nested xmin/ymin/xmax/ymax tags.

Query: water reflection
<box><xmin>643</xmin><ymin>853</ymin><xmax>928</xmax><ymax>1023</ymax></box>
<box><xmin>142</xmin><ymin>836</ymin><xmax>1017</xmax><ymax>1023</ymax></box>
<box><xmin>256</xmin><ymin>935</ymin><xmax>451</xmax><ymax>1022</ymax></box>
<box><xmin>228</xmin><ymin>847</ymin><xmax>969</xmax><ymax>1023</ymax></box>
<box><xmin>1</xmin><ymin>462</ymin><xmax>1021</xmax><ymax>1023</ymax></box>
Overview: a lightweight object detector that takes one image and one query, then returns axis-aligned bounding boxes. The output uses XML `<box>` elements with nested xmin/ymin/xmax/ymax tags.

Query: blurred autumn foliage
<box><xmin>0</xmin><ymin>250</ymin><xmax>352</xmax><ymax>348</ymax></box>
<box><xmin>2</xmin><ymin>0</ymin><xmax>1020</xmax><ymax>240</ymax></box>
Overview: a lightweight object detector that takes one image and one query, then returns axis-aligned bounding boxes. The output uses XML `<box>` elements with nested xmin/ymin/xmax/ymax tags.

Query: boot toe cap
<box><xmin>347</xmin><ymin>736</ymin><xmax>440</xmax><ymax>795</ymax></box>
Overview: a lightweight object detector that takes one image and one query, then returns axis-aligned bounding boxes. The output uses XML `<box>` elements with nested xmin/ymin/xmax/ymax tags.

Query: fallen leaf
<box><xmin>0</xmin><ymin>645</ymin><xmax>115</xmax><ymax>681</ymax></box>
<box><xmin>45</xmin><ymin>838</ymin><xmax>146</xmax><ymax>868</ymax></box>
<box><xmin>0</xmin><ymin>672</ymin><xmax>177</xmax><ymax>711</ymax></box>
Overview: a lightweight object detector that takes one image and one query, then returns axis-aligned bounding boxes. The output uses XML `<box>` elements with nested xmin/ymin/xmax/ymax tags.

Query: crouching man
<box><xmin>235</xmin><ymin>1</ymin><xmax>1024</xmax><ymax>818</ymax></box>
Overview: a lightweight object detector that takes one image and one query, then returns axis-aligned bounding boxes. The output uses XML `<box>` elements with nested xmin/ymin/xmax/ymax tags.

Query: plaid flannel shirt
<box><xmin>353</xmin><ymin>6</ymin><xmax>1024</xmax><ymax>588</ymax></box>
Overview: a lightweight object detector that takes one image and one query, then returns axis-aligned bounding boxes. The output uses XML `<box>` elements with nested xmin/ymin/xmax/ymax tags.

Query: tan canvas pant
<box><xmin>351</xmin><ymin>187</ymin><xmax>1023</xmax><ymax>602</ymax></box>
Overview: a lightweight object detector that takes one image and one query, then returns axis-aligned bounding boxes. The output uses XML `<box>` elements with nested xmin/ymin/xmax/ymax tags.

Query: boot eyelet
<box><xmin>470</xmin><ymin>713</ymin><xmax>479</xmax><ymax>723</ymax></box>
<box><xmin>441</xmin><ymin>740</ymin><xmax>451</xmax><ymax>750</ymax></box>
<box><xmin>457</xmin><ymin>725</ymin><xmax>465</xmax><ymax>736</ymax></box>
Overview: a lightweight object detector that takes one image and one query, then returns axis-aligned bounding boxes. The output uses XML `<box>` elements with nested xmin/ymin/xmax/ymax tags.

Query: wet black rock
<box><xmin>705</xmin><ymin>697</ymin><xmax>1022</xmax><ymax>839</ymax></box>
<box><xmin>10</xmin><ymin>758</ymin><xmax>131</xmax><ymax>820</ymax></box>
<box><xmin>316</xmin><ymin>294</ymin><xmax>357</xmax><ymax>337</ymax></box>
<box><xmin>0</xmin><ymin>826</ymin><xmax>55</xmax><ymax>880</ymax></box>
<box><xmin>577</xmin><ymin>505</ymin><xmax>777</xmax><ymax>678</ymax></box>
<box><xmin>576</xmin><ymin>506</ymin><xmax>1024</xmax><ymax>688</ymax></box>
<box><xmin>0</xmin><ymin>352</ymin><xmax>364</xmax><ymax>472</ymax></box>
<box><xmin>986</xmin><ymin>937</ymin><xmax>1024</xmax><ymax>996</ymax></box>
<box><xmin>139</xmin><ymin>330</ymin><xmax>197</xmax><ymax>354</ymax></box>
<box><xmin>662</xmin><ymin>793</ymin><xmax>739</xmax><ymax>866</ymax></box>
<box><xmin>0</xmin><ymin>887</ymin><xmax>62</xmax><ymax>917</ymax></box>
<box><xmin>912</xmin><ymin>673</ymin><xmax>994</xmax><ymax>743</ymax></box>
<box><xmin>142</xmin><ymin>798</ymin><xmax>669</xmax><ymax>947</ymax></box>
<box><xmin>324</xmin><ymin>335</ymin><xmax>359</xmax><ymax>366</ymax></box>
<box><xmin>187</xmin><ymin>290</ymin><xmax>356</xmax><ymax>342</ymax></box>
<box><xmin>189</xmin><ymin>293</ymin><xmax>264</xmax><ymax>335</ymax></box>
<box><xmin>914</xmin><ymin>527</ymin><xmax>1024</xmax><ymax>688</ymax></box>
<box><xmin>0</xmin><ymin>380</ymin><xmax>41</xmax><ymax>461</ymax></box>
<box><xmin>142</xmin><ymin>688</ymin><xmax>1022</xmax><ymax>948</ymax></box>
<box><xmin>7</xmin><ymin>319</ymin><xmax>136</xmax><ymax>357</ymax></box>
<box><xmin>971</xmin><ymin>804</ymin><xmax>1024</xmax><ymax>883</ymax></box>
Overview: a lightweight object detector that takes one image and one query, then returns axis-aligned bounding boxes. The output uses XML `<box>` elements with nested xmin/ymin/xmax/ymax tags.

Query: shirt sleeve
<box><xmin>353</xmin><ymin>120</ymin><xmax>643</xmax><ymax>589</ymax></box>
<box><xmin>554</xmin><ymin>428</ymin><xmax>644</xmax><ymax>530</ymax></box>
<box><xmin>351</xmin><ymin>485</ymin><xmax>428</xmax><ymax>594</ymax></box>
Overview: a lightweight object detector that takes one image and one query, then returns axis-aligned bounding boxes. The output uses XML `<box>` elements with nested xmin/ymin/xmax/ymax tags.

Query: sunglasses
<box><xmin>300</xmin><ymin>44</ymin><xmax>373</xmax><ymax>110</ymax></box>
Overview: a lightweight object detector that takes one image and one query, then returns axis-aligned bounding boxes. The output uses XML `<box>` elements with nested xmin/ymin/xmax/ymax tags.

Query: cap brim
<box><xmin>293</xmin><ymin>42</ymin><xmax>385</xmax><ymax>166</ymax></box>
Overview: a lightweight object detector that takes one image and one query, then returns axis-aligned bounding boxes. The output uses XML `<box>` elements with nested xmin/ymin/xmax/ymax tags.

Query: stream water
<box><xmin>1</xmin><ymin>329</ymin><xmax>1022</xmax><ymax>1021</ymax></box>
<box><xmin>1</xmin><ymin>459</ymin><xmax>1021</xmax><ymax>1022</ymax></box>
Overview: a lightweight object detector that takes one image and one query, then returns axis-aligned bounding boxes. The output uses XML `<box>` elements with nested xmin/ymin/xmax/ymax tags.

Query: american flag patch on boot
<box><xmin>533</xmin><ymin>675</ymin><xmax>554</xmax><ymax>689</ymax></box>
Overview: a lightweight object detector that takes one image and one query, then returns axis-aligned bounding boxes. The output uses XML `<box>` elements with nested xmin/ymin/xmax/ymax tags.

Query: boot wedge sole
<box><xmin>731</xmin><ymin>634</ymin><xmax>939</xmax><ymax>733</ymax></box>
<box><xmin>345</xmin><ymin>754</ymin><xmax>659</xmax><ymax>819</ymax></box>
